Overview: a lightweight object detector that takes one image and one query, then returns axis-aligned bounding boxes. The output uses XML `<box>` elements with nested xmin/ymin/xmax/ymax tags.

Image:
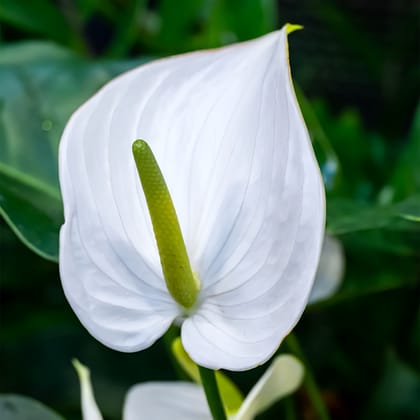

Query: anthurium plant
<box><xmin>1</xmin><ymin>3</ymin><xmax>419</xmax><ymax>419</ymax></box>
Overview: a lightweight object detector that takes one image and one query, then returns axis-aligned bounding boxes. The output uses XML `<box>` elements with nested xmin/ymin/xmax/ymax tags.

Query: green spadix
<box><xmin>132</xmin><ymin>140</ymin><xmax>199</xmax><ymax>309</ymax></box>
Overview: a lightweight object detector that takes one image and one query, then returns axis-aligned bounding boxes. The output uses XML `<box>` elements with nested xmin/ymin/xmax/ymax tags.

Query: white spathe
<box><xmin>232</xmin><ymin>354</ymin><xmax>304</xmax><ymax>420</ymax></box>
<box><xmin>59</xmin><ymin>25</ymin><xmax>325</xmax><ymax>371</ymax></box>
<box><xmin>73</xmin><ymin>360</ymin><xmax>103</xmax><ymax>420</ymax></box>
<box><xmin>309</xmin><ymin>235</ymin><xmax>345</xmax><ymax>303</ymax></box>
<box><xmin>74</xmin><ymin>355</ymin><xmax>304</xmax><ymax>420</ymax></box>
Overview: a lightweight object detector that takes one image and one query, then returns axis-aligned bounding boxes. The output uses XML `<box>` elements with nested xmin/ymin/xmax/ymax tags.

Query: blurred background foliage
<box><xmin>0</xmin><ymin>0</ymin><xmax>419</xmax><ymax>419</ymax></box>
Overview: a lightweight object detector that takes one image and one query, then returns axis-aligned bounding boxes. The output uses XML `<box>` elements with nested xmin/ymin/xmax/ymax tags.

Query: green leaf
<box><xmin>327</xmin><ymin>195</ymin><xmax>420</xmax><ymax>235</ymax></box>
<box><xmin>152</xmin><ymin>0</ymin><xmax>205</xmax><ymax>52</ymax></box>
<box><xmin>0</xmin><ymin>41</ymin><xmax>148</xmax><ymax>261</ymax></box>
<box><xmin>0</xmin><ymin>42</ymin><xmax>75</xmax><ymax>66</ymax></box>
<box><xmin>105</xmin><ymin>0</ymin><xmax>147</xmax><ymax>58</ymax></box>
<box><xmin>0</xmin><ymin>395</ymin><xmax>64</xmax><ymax>420</ymax></box>
<box><xmin>221</xmin><ymin>0</ymin><xmax>277</xmax><ymax>41</ymax></box>
<box><xmin>0</xmin><ymin>0</ymin><xmax>73</xmax><ymax>44</ymax></box>
<box><xmin>0</xmin><ymin>170</ymin><xmax>62</xmax><ymax>262</ymax></box>
<box><xmin>325</xmin><ymin>195</ymin><xmax>420</xmax><ymax>257</ymax></box>
<box><xmin>390</xmin><ymin>101</ymin><xmax>420</xmax><ymax>201</ymax></box>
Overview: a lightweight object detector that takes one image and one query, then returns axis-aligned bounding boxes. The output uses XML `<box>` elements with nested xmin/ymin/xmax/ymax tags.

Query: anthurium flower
<box><xmin>73</xmin><ymin>356</ymin><xmax>304</xmax><ymax>420</ymax></box>
<box><xmin>59</xmin><ymin>24</ymin><xmax>325</xmax><ymax>371</ymax></box>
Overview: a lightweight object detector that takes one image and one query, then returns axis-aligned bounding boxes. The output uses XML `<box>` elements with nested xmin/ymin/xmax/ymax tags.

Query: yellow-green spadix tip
<box><xmin>286</xmin><ymin>23</ymin><xmax>304</xmax><ymax>34</ymax></box>
<box><xmin>132</xmin><ymin>139</ymin><xmax>147</xmax><ymax>153</ymax></box>
<box><xmin>132</xmin><ymin>139</ymin><xmax>200</xmax><ymax>309</ymax></box>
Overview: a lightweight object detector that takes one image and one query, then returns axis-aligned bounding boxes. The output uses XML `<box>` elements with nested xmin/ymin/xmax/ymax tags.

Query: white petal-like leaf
<box><xmin>309</xmin><ymin>235</ymin><xmax>345</xmax><ymax>303</ymax></box>
<box><xmin>234</xmin><ymin>354</ymin><xmax>304</xmax><ymax>420</ymax></box>
<box><xmin>73</xmin><ymin>360</ymin><xmax>103</xmax><ymax>420</ymax></box>
<box><xmin>124</xmin><ymin>382</ymin><xmax>211</xmax><ymax>420</ymax></box>
<box><xmin>59</xmin><ymin>26</ymin><xmax>325</xmax><ymax>369</ymax></box>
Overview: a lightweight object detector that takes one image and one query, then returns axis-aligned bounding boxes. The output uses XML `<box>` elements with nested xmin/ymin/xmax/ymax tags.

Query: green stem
<box><xmin>284</xmin><ymin>334</ymin><xmax>330</xmax><ymax>420</ymax></box>
<box><xmin>162</xmin><ymin>326</ymin><xmax>188</xmax><ymax>381</ymax></box>
<box><xmin>283</xmin><ymin>396</ymin><xmax>298</xmax><ymax>420</ymax></box>
<box><xmin>198</xmin><ymin>366</ymin><xmax>227</xmax><ymax>420</ymax></box>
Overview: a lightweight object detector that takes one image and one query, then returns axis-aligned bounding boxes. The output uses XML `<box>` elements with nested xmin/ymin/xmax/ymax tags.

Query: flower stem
<box><xmin>162</xmin><ymin>325</ymin><xmax>188</xmax><ymax>380</ymax></box>
<box><xmin>198</xmin><ymin>366</ymin><xmax>227</xmax><ymax>420</ymax></box>
<box><xmin>284</xmin><ymin>334</ymin><xmax>330</xmax><ymax>420</ymax></box>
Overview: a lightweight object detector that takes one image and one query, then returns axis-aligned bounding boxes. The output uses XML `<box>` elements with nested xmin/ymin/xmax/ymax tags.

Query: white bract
<box><xmin>72</xmin><ymin>360</ymin><xmax>103</xmax><ymax>420</ymax></box>
<box><xmin>309</xmin><ymin>235</ymin><xmax>345</xmax><ymax>303</ymax></box>
<box><xmin>74</xmin><ymin>355</ymin><xmax>304</xmax><ymax>420</ymax></box>
<box><xmin>59</xmin><ymin>25</ymin><xmax>325</xmax><ymax>371</ymax></box>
